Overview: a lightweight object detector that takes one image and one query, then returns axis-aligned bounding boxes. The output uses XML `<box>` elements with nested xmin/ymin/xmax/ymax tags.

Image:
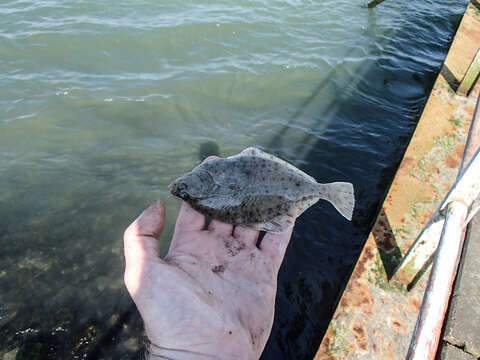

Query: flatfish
<box><xmin>169</xmin><ymin>147</ymin><xmax>355</xmax><ymax>233</ymax></box>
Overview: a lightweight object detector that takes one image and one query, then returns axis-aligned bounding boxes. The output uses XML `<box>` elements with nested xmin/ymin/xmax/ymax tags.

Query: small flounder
<box><xmin>169</xmin><ymin>147</ymin><xmax>355</xmax><ymax>233</ymax></box>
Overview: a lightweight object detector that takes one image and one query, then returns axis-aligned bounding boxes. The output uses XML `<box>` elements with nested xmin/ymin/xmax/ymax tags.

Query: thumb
<box><xmin>124</xmin><ymin>201</ymin><xmax>165</xmax><ymax>291</ymax></box>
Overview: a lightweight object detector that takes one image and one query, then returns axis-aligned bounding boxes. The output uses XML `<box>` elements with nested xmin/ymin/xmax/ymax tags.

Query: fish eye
<box><xmin>179</xmin><ymin>190</ymin><xmax>190</xmax><ymax>200</ymax></box>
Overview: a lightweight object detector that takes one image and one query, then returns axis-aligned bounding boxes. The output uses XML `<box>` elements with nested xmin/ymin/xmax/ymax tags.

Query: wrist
<box><xmin>147</xmin><ymin>339</ymin><xmax>257</xmax><ymax>360</ymax></box>
<box><xmin>147</xmin><ymin>343</ymin><xmax>218</xmax><ymax>360</ymax></box>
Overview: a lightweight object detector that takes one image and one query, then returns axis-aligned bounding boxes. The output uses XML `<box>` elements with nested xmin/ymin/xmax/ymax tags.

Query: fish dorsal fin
<box><xmin>230</xmin><ymin>147</ymin><xmax>317</xmax><ymax>184</ymax></box>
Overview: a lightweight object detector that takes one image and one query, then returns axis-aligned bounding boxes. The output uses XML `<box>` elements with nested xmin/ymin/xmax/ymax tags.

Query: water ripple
<box><xmin>0</xmin><ymin>0</ymin><xmax>469</xmax><ymax>358</ymax></box>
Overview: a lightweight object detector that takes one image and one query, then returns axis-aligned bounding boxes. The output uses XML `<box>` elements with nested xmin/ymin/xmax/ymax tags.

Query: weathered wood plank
<box><xmin>457</xmin><ymin>49</ymin><xmax>480</xmax><ymax>96</ymax></box>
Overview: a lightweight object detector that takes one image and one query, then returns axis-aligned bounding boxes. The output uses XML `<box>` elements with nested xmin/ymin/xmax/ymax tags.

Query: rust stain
<box><xmin>417</xmin><ymin>209</ymin><xmax>435</xmax><ymax>228</ymax></box>
<box><xmin>391</xmin><ymin>318</ymin><xmax>408</xmax><ymax>334</ymax></box>
<box><xmin>409</xmin><ymin>297</ymin><xmax>422</xmax><ymax>313</ymax></box>
<box><xmin>314</xmin><ymin>325</ymin><xmax>341</xmax><ymax>360</ymax></box>
<box><xmin>445</xmin><ymin>153</ymin><xmax>460</xmax><ymax>168</ymax></box>
<box><xmin>359</xmin><ymin>288</ymin><xmax>375</xmax><ymax>309</ymax></box>
<box><xmin>399</xmin><ymin>156</ymin><xmax>415</xmax><ymax>170</ymax></box>
<box><xmin>465</xmin><ymin>104</ymin><xmax>477</xmax><ymax>115</ymax></box>
<box><xmin>364</xmin><ymin>244</ymin><xmax>375</xmax><ymax>260</ymax></box>
<box><xmin>455</xmin><ymin>143</ymin><xmax>466</xmax><ymax>158</ymax></box>
<box><xmin>351</xmin><ymin>240</ymin><xmax>376</xmax><ymax>281</ymax></box>
<box><xmin>352</xmin><ymin>322</ymin><xmax>368</xmax><ymax>351</ymax></box>
<box><xmin>340</xmin><ymin>296</ymin><xmax>349</xmax><ymax>308</ymax></box>
<box><xmin>463</xmin><ymin>26</ymin><xmax>480</xmax><ymax>40</ymax></box>
<box><xmin>385</xmin><ymin>175</ymin><xmax>434</xmax><ymax>225</ymax></box>
<box><xmin>315</xmin><ymin>355</ymin><xmax>337</xmax><ymax>360</ymax></box>
<box><xmin>340</xmin><ymin>279</ymin><xmax>375</xmax><ymax>314</ymax></box>
<box><xmin>384</xmin><ymin>345</ymin><xmax>396</xmax><ymax>360</ymax></box>
<box><xmin>373</xmin><ymin>333</ymin><xmax>399</xmax><ymax>360</ymax></box>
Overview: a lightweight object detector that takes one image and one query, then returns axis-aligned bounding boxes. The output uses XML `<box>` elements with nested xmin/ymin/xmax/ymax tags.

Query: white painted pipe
<box><xmin>406</xmin><ymin>84</ymin><xmax>479</xmax><ymax>360</ymax></box>
<box><xmin>406</xmin><ymin>201</ymin><xmax>468</xmax><ymax>360</ymax></box>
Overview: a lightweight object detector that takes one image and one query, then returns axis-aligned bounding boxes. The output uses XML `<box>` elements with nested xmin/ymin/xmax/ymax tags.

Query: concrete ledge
<box><xmin>438</xmin><ymin>342</ymin><xmax>476</xmax><ymax>360</ymax></box>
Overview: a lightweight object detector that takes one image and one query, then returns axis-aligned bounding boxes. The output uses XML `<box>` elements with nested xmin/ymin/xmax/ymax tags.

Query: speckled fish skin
<box><xmin>169</xmin><ymin>147</ymin><xmax>355</xmax><ymax>233</ymax></box>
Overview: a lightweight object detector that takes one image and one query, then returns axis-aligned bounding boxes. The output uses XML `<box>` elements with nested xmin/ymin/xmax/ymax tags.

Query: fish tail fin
<box><xmin>319</xmin><ymin>182</ymin><xmax>355</xmax><ymax>221</ymax></box>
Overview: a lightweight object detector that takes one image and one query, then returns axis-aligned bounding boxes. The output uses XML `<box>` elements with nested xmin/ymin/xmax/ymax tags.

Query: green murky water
<box><xmin>0</xmin><ymin>0</ymin><xmax>468</xmax><ymax>358</ymax></box>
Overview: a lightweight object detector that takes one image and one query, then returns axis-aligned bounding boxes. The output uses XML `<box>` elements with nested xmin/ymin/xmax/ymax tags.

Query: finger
<box><xmin>174</xmin><ymin>201</ymin><xmax>205</xmax><ymax>233</ymax></box>
<box><xmin>233</xmin><ymin>225</ymin><xmax>259</xmax><ymax>247</ymax></box>
<box><xmin>124</xmin><ymin>201</ymin><xmax>165</xmax><ymax>293</ymax></box>
<box><xmin>124</xmin><ymin>200</ymin><xmax>165</xmax><ymax>261</ymax></box>
<box><xmin>208</xmin><ymin>218</ymin><xmax>234</xmax><ymax>235</ymax></box>
<box><xmin>259</xmin><ymin>216</ymin><xmax>296</xmax><ymax>270</ymax></box>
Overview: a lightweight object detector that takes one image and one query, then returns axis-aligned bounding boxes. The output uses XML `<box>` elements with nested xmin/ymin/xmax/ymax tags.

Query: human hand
<box><xmin>123</xmin><ymin>174</ymin><xmax>296</xmax><ymax>360</ymax></box>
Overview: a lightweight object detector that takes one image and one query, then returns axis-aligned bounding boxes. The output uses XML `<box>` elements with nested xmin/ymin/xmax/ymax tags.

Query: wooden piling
<box><xmin>457</xmin><ymin>49</ymin><xmax>480</xmax><ymax>97</ymax></box>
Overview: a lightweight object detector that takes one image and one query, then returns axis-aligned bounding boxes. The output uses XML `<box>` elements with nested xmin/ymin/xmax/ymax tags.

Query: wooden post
<box><xmin>457</xmin><ymin>49</ymin><xmax>480</xmax><ymax>97</ymax></box>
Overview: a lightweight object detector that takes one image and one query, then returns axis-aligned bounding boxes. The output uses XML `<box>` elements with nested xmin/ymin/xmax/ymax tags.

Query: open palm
<box><xmin>124</xmin><ymin>199</ymin><xmax>295</xmax><ymax>360</ymax></box>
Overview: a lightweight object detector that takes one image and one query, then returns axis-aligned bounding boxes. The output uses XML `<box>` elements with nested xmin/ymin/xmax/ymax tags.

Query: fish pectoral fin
<box><xmin>198</xmin><ymin>195</ymin><xmax>241</xmax><ymax>210</ymax></box>
<box><xmin>212</xmin><ymin>183</ymin><xmax>238</xmax><ymax>195</ymax></box>
<box><xmin>239</xmin><ymin>195</ymin><xmax>261</xmax><ymax>208</ymax></box>
<box><xmin>251</xmin><ymin>213</ymin><xmax>296</xmax><ymax>234</ymax></box>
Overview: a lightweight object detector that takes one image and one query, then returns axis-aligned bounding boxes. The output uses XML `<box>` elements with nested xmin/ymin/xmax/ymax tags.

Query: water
<box><xmin>0</xmin><ymin>0</ymin><xmax>468</xmax><ymax>358</ymax></box>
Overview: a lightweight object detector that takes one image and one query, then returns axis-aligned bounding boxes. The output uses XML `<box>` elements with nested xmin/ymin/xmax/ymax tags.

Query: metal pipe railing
<box><xmin>406</xmin><ymin>202</ymin><xmax>468</xmax><ymax>359</ymax></box>
<box><xmin>406</xmin><ymin>96</ymin><xmax>480</xmax><ymax>359</ymax></box>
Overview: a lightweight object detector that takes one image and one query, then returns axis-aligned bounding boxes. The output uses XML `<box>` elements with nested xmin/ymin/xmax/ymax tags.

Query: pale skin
<box><xmin>123</xmin><ymin>159</ymin><xmax>296</xmax><ymax>360</ymax></box>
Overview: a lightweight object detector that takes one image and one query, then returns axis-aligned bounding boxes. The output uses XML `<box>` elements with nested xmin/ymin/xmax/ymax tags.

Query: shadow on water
<box><xmin>267</xmin><ymin>64</ymin><xmax>340</xmax><ymax>159</ymax></box>
<box><xmin>198</xmin><ymin>140</ymin><xmax>221</xmax><ymax>160</ymax></box>
<box><xmin>0</xmin><ymin>2</ymin><xmax>468</xmax><ymax>360</ymax></box>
